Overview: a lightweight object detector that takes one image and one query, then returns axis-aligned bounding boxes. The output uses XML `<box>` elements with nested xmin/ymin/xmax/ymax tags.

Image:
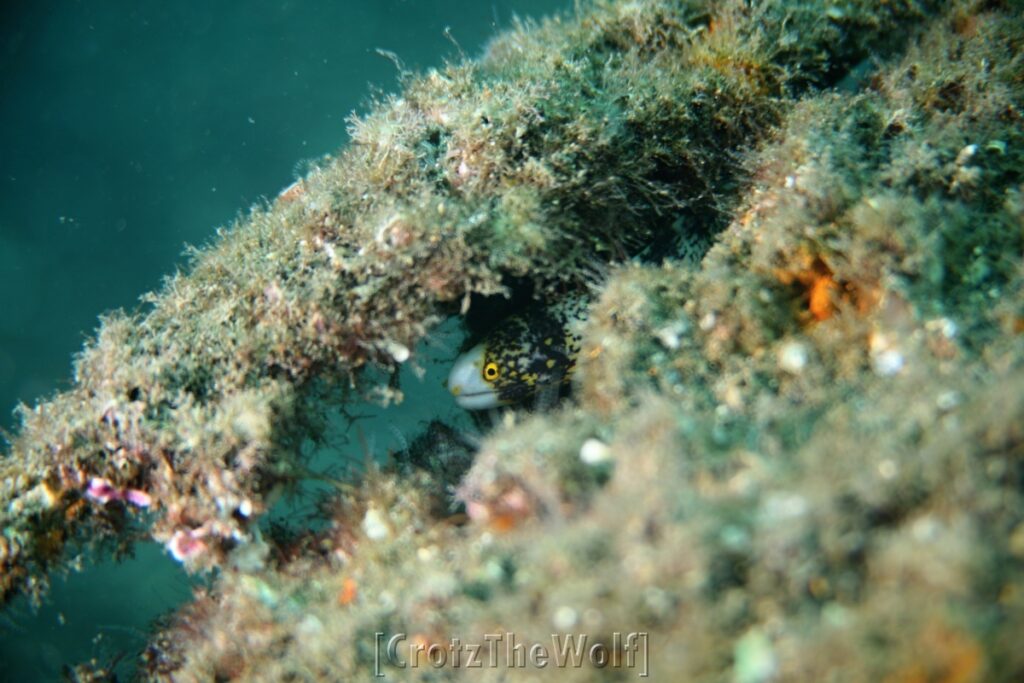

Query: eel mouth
<box><xmin>449</xmin><ymin>384</ymin><xmax>503</xmax><ymax>410</ymax></box>
<box><xmin>453</xmin><ymin>388</ymin><xmax>494</xmax><ymax>399</ymax></box>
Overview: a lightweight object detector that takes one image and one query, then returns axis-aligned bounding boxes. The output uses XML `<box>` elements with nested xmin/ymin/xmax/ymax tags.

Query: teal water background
<box><xmin>0</xmin><ymin>1</ymin><xmax>565</xmax><ymax>679</ymax></box>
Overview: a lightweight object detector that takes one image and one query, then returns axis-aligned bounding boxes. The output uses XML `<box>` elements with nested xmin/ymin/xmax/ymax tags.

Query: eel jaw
<box><xmin>448</xmin><ymin>344</ymin><xmax>503</xmax><ymax>410</ymax></box>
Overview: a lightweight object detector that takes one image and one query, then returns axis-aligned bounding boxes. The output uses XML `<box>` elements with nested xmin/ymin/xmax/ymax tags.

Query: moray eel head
<box><xmin>447</xmin><ymin>343</ymin><xmax>504</xmax><ymax>410</ymax></box>
<box><xmin>447</xmin><ymin>295</ymin><xmax>587</xmax><ymax>410</ymax></box>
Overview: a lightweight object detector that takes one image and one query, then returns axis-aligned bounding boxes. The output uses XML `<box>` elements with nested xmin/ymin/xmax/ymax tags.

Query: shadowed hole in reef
<box><xmin>266</xmin><ymin>278</ymin><xmax>588</xmax><ymax>521</ymax></box>
<box><xmin>262</xmin><ymin>286</ymin><xmax>586</xmax><ymax>541</ymax></box>
<box><xmin>263</xmin><ymin>315</ymin><xmax>482</xmax><ymax>534</ymax></box>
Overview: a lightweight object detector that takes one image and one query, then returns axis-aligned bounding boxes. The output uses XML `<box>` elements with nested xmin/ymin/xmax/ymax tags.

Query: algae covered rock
<box><xmin>4</xmin><ymin>0</ymin><xmax>1024</xmax><ymax>681</ymax></box>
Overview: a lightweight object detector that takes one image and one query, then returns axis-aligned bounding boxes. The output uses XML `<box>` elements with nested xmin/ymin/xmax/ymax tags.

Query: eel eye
<box><xmin>483</xmin><ymin>362</ymin><xmax>500</xmax><ymax>381</ymax></box>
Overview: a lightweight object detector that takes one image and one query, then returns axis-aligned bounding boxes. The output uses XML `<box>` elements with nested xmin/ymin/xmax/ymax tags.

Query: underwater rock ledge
<box><xmin>7</xmin><ymin>0</ymin><xmax>1024</xmax><ymax>680</ymax></box>
<box><xmin>0</xmin><ymin>0</ymin><xmax>938</xmax><ymax>603</ymax></box>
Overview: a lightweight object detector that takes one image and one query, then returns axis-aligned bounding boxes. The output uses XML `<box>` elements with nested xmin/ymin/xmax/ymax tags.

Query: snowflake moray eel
<box><xmin>446</xmin><ymin>229</ymin><xmax>711</xmax><ymax>409</ymax></box>
<box><xmin>447</xmin><ymin>294</ymin><xmax>589</xmax><ymax>410</ymax></box>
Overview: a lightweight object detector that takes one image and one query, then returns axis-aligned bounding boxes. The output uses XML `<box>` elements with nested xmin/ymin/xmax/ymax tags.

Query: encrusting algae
<box><xmin>4</xmin><ymin>0</ymin><xmax>1024</xmax><ymax>680</ymax></box>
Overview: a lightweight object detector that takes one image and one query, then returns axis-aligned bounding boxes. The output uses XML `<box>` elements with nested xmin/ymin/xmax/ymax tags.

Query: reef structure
<box><xmin>5</xmin><ymin>0</ymin><xmax>1024</xmax><ymax>680</ymax></box>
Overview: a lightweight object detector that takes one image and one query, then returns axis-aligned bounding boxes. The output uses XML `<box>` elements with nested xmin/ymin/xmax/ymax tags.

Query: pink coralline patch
<box><xmin>85</xmin><ymin>478</ymin><xmax>118</xmax><ymax>504</ymax></box>
<box><xmin>85</xmin><ymin>477</ymin><xmax>152</xmax><ymax>508</ymax></box>
<box><xmin>123</xmin><ymin>489</ymin><xmax>153</xmax><ymax>508</ymax></box>
<box><xmin>167</xmin><ymin>528</ymin><xmax>209</xmax><ymax>563</ymax></box>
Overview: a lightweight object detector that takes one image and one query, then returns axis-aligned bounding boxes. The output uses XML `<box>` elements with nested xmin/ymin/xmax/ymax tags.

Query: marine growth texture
<box><xmin>4</xmin><ymin>0</ymin><xmax>1024</xmax><ymax>681</ymax></box>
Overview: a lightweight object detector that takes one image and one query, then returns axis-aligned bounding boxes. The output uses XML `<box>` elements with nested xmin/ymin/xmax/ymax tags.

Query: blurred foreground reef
<box><xmin>4</xmin><ymin>0</ymin><xmax>1024</xmax><ymax>680</ymax></box>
